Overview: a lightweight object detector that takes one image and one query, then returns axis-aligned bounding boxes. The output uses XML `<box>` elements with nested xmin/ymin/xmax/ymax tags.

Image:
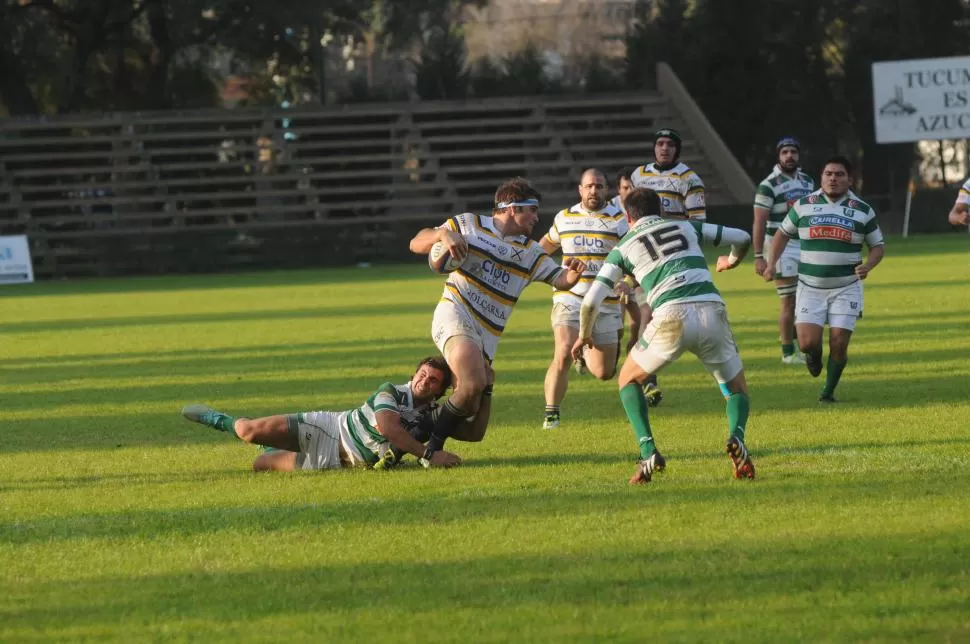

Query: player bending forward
<box><xmin>573</xmin><ymin>188</ymin><xmax>756</xmax><ymax>484</ymax></box>
<box><xmin>180</xmin><ymin>356</ymin><xmax>464</xmax><ymax>471</ymax></box>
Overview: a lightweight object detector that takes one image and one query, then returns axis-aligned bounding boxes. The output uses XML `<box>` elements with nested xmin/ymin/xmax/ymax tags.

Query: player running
<box><xmin>410</xmin><ymin>177</ymin><xmax>587</xmax><ymax>457</ymax></box>
<box><xmin>539</xmin><ymin>168</ymin><xmax>630</xmax><ymax>429</ymax></box>
<box><xmin>628</xmin><ymin>128</ymin><xmax>707</xmax><ymax>405</ymax></box>
<box><xmin>574</xmin><ymin>187</ymin><xmax>756</xmax><ymax>484</ymax></box>
<box><xmin>753</xmin><ymin>136</ymin><xmax>816</xmax><ymax>363</ymax></box>
<box><xmin>764</xmin><ymin>156</ymin><xmax>885</xmax><ymax>403</ymax></box>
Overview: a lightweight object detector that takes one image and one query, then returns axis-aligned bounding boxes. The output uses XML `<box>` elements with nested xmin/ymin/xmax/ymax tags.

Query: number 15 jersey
<box><xmin>595</xmin><ymin>216</ymin><xmax>747</xmax><ymax>314</ymax></box>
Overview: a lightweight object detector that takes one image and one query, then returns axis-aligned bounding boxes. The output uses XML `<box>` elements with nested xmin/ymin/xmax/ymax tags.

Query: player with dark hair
<box><xmin>609</xmin><ymin>166</ymin><xmax>636</xmax><ymax>212</ymax></box>
<box><xmin>575</xmin><ymin>188</ymin><xmax>756</xmax><ymax>484</ymax></box>
<box><xmin>538</xmin><ymin>168</ymin><xmax>629</xmax><ymax>429</ymax></box>
<box><xmin>764</xmin><ymin>155</ymin><xmax>885</xmax><ymax>403</ymax></box>
<box><xmin>180</xmin><ymin>356</ymin><xmax>464</xmax><ymax>471</ymax></box>
<box><xmin>409</xmin><ymin>177</ymin><xmax>587</xmax><ymax>456</ymax></box>
<box><xmin>753</xmin><ymin>136</ymin><xmax>816</xmax><ymax>363</ymax></box>
<box><xmin>627</xmin><ymin>128</ymin><xmax>708</xmax><ymax>406</ymax></box>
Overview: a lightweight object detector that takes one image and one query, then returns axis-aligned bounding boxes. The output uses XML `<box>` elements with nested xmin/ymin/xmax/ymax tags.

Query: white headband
<box><xmin>496</xmin><ymin>198</ymin><xmax>539</xmax><ymax>209</ymax></box>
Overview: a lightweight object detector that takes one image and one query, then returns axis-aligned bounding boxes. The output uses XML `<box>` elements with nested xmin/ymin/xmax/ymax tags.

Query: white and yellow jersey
<box><xmin>631</xmin><ymin>162</ymin><xmax>706</xmax><ymax>220</ymax></box>
<box><xmin>438</xmin><ymin>213</ymin><xmax>563</xmax><ymax>338</ymax></box>
<box><xmin>957</xmin><ymin>177</ymin><xmax>970</xmax><ymax>206</ymax></box>
<box><xmin>542</xmin><ymin>201</ymin><xmax>628</xmax><ymax>306</ymax></box>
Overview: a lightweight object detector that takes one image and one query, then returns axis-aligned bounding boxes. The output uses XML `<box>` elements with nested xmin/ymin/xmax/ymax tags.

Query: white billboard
<box><xmin>0</xmin><ymin>235</ymin><xmax>35</xmax><ymax>284</ymax></box>
<box><xmin>872</xmin><ymin>56</ymin><xmax>970</xmax><ymax>143</ymax></box>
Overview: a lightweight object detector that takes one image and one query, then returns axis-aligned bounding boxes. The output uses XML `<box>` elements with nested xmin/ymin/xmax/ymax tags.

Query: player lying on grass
<box><xmin>180</xmin><ymin>356</ymin><xmax>471</xmax><ymax>471</ymax></box>
<box><xmin>573</xmin><ymin>187</ymin><xmax>756</xmax><ymax>484</ymax></box>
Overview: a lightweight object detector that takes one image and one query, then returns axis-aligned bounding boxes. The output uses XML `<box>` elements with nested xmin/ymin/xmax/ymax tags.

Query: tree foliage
<box><xmin>625</xmin><ymin>0</ymin><xmax>970</xmax><ymax>198</ymax></box>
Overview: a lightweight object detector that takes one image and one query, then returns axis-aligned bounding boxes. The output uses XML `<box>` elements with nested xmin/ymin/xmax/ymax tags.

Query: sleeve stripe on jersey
<box><xmin>713</xmin><ymin>225</ymin><xmax>723</xmax><ymax>246</ymax></box>
<box><xmin>594</xmin><ymin>275</ymin><xmax>617</xmax><ymax>288</ymax></box>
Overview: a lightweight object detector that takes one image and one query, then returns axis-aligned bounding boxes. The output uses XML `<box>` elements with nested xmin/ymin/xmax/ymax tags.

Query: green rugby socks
<box><xmin>619</xmin><ymin>383</ymin><xmax>655</xmax><ymax>458</ymax></box>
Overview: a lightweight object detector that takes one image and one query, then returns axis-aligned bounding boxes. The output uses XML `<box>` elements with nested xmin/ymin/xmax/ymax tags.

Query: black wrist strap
<box><xmin>422</xmin><ymin>446</ymin><xmax>435</xmax><ymax>461</ymax></box>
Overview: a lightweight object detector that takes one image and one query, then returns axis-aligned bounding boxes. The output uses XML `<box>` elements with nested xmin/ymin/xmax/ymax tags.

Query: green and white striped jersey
<box><xmin>344</xmin><ymin>382</ymin><xmax>432</xmax><ymax>465</ymax></box>
<box><xmin>753</xmin><ymin>165</ymin><xmax>815</xmax><ymax>237</ymax></box>
<box><xmin>780</xmin><ymin>190</ymin><xmax>884</xmax><ymax>290</ymax></box>
<box><xmin>594</xmin><ymin>216</ymin><xmax>741</xmax><ymax>312</ymax></box>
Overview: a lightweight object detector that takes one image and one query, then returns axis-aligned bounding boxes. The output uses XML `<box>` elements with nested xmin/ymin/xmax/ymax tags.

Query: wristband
<box><xmin>754</xmin><ymin>253</ymin><xmax>764</xmax><ymax>259</ymax></box>
<box><xmin>482</xmin><ymin>384</ymin><xmax>493</xmax><ymax>397</ymax></box>
<box><xmin>419</xmin><ymin>447</ymin><xmax>435</xmax><ymax>468</ymax></box>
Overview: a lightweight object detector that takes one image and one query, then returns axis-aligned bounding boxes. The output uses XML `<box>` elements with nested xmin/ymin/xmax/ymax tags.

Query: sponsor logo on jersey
<box><xmin>808</xmin><ymin>194</ymin><xmax>819</xmax><ymax>203</ymax></box>
<box><xmin>572</xmin><ymin>235</ymin><xmax>608</xmax><ymax>250</ymax></box>
<box><xmin>809</xmin><ymin>226</ymin><xmax>853</xmax><ymax>242</ymax></box>
<box><xmin>480</xmin><ymin>259</ymin><xmax>512</xmax><ymax>285</ymax></box>
<box><xmin>808</xmin><ymin>215</ymin><xmax>855</xmax><ymax>229</ymax></box>
<box><xmin>497</xmin><ymin>246</ymin><xmax>509</xmax><ymax>256</ymax></box>
<box><xmin>784</xmin><ymin>189</ymin><xmax>811</xmax><ymax>203</ymax></box>
<box><xmin>465</xmin><ymin>287</ymin><xmax>508</xmax><ymax>320</ymax></box>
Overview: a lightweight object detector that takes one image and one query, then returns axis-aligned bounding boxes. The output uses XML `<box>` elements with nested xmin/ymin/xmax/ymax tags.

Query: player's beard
<box><xmin>780</xmin><ymin>160</ymin><xmax>798</xmax><ymax>173</ymax></box>
<box><xmin>583</xmin><ymin>196</ymin><xmax>603</xmax><ymax>211</ymax></box>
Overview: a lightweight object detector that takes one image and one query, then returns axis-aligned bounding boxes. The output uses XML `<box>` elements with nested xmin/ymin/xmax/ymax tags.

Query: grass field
<box><xmin>2</xmin><ymin>235</ymin><xmax>969</xmax><ymax>642</ymax></box>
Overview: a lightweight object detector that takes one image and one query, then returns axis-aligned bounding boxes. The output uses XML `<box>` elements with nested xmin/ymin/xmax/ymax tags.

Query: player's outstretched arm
<box><xmin>710</xmin><ymin>226</ymin><xmax>751</xmax><ymax>272</ymax></box>
<box><xmin>375</xmin><ymin>410</ymin><xmax>462</xmax><ymax>467</ymax></box>
<box><xmin>551</xmin><ymin>257</ymin><xmax>587</xmax><ymax>290</ymax></box>
<box><xmin>572</xmin><ymin>279</ymin><xmax>612</xmax><ymax>360</ymax></box>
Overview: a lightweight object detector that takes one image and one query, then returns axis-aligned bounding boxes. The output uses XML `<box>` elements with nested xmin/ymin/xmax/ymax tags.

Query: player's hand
<box><xmin>955</xmin><ymin>211</ymin><xmax>970</xmax><ymax>226</ymax></box>
<box><xmin>762</xmin><ymin>264</ymin><xmax>776</xmax><ymax>282</ymax></box>
<box><xmin>855</xmin><ymin>263</ymin><xmax>872</xmax><ymax>280</ymax></box>
<box><xmin>614</xmin><ymin>281</ymin><xmax>633</xmax><ymax>301</ymax></box>
<box><xmin>563</xmin><ymin>257</ymin><xmax>587</xmax><ymax>274</ymax></box>
<box><xmin>430</xmin><ymin>450</ymin><xmax>462</xmax><ymax>468</ymax></box>
<box><xmin>571</xmin><ymin>336</ymin><xmax>592</xmax><ymax>361</ymax></box>
<box><xmin>715</xmin><ymin>255</ymin><xmax>737</xmax><ymax>272</ymax></box>
<box><xmin>438</xmin><ymin>230</ymin><xmax>468</xmax><ymax>262</ymax></box>
<box><xmin>753</xmin><ymin>257</ymin><xmax>767</xmax><ymax>277</ymax></box>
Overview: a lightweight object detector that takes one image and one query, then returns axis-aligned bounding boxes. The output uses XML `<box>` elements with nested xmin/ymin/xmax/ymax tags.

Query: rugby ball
<box><xmin>428</xmin><ymin>241</ymin><xmax>463</xmax><ymax>274</ymax></box>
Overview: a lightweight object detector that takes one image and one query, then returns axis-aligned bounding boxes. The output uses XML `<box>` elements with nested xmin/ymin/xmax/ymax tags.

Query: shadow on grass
<box><xmin>1</xmin><ymin>474</ymin><xmax>964</xmax><ymax>547</ymax></box>
<box><xmin>1</xmin><ymin>527</ymin><xmax>967</xmax><ymax>641</ymax></box>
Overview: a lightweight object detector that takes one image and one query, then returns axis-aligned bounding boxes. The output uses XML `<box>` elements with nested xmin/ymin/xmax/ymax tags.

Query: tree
<box><xmin>414</xmin><ymin>23</ymin><xmax>470</xmax><ymax>100</ymax></box>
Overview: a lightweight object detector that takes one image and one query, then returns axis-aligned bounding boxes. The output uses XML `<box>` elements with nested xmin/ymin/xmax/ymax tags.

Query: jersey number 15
<box><xmin>638</xmin><ymin>225</ymin><xmax>689</xmax><ymax>260</ymax></box>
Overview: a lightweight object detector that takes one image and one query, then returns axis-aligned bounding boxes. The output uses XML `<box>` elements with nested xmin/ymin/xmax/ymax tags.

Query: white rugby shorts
<box><xmin>630</xmin><ymin>301</ymin><xmax>743</xmax><ymax>384</ymax></box>
<box><xmin>431</xmin><ymin>299</ymin><xmax>497</xmax><ymax>360</ymax></box>
<box><xmin>551</xmin><ymin>295</ymin><xmax>623</xmax><ymax>346</ymax></box>
<box><xmin>795</xmin><ymin>281</ymin><xmax>863</xmax><ymax>331</ymax></box>
<box><xmin>289</xmin><ymin>411</ymin><xmax>353</xmax><ymax>470</ymax></box>
<box><xmin>767</xmin><ymin>235</ymin><xmax>800</xmax><ymax>279</ymax></box>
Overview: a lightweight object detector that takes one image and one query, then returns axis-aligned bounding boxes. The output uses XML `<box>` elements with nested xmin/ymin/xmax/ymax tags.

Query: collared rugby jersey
<box><xmin>439</xmin><ymin>213</ymin><xmax>563</xmax><ymax>337</ymax></box>
<box><xmin>543</xmin><ymin>201</ymin><xmax>628</xmax><ymax>305</ymax></box>
<box><xmin>780</xmin><ymin>190</ymin><xmax>884</xmax><ymax>289</ymax></box>
<box><xmin>631</xmin><ymin>162</ymin><xmax>706</xmax><ymax>220</ymax></box>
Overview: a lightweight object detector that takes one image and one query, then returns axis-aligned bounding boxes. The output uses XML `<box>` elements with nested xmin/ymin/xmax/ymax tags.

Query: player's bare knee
<box><xmin>459</xmin><ymin>371</ymin><xmax>488</xmax><ymax>398</ymax></box>
<box><xmin>553</xmin><ymin>347</ymin><xmax>574</xmax><ymax>370</ymax></box>
<box><xmin>592</xmin><ymin>365</ymin><xmax>616</xmax><ymax>381</ymax></box>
